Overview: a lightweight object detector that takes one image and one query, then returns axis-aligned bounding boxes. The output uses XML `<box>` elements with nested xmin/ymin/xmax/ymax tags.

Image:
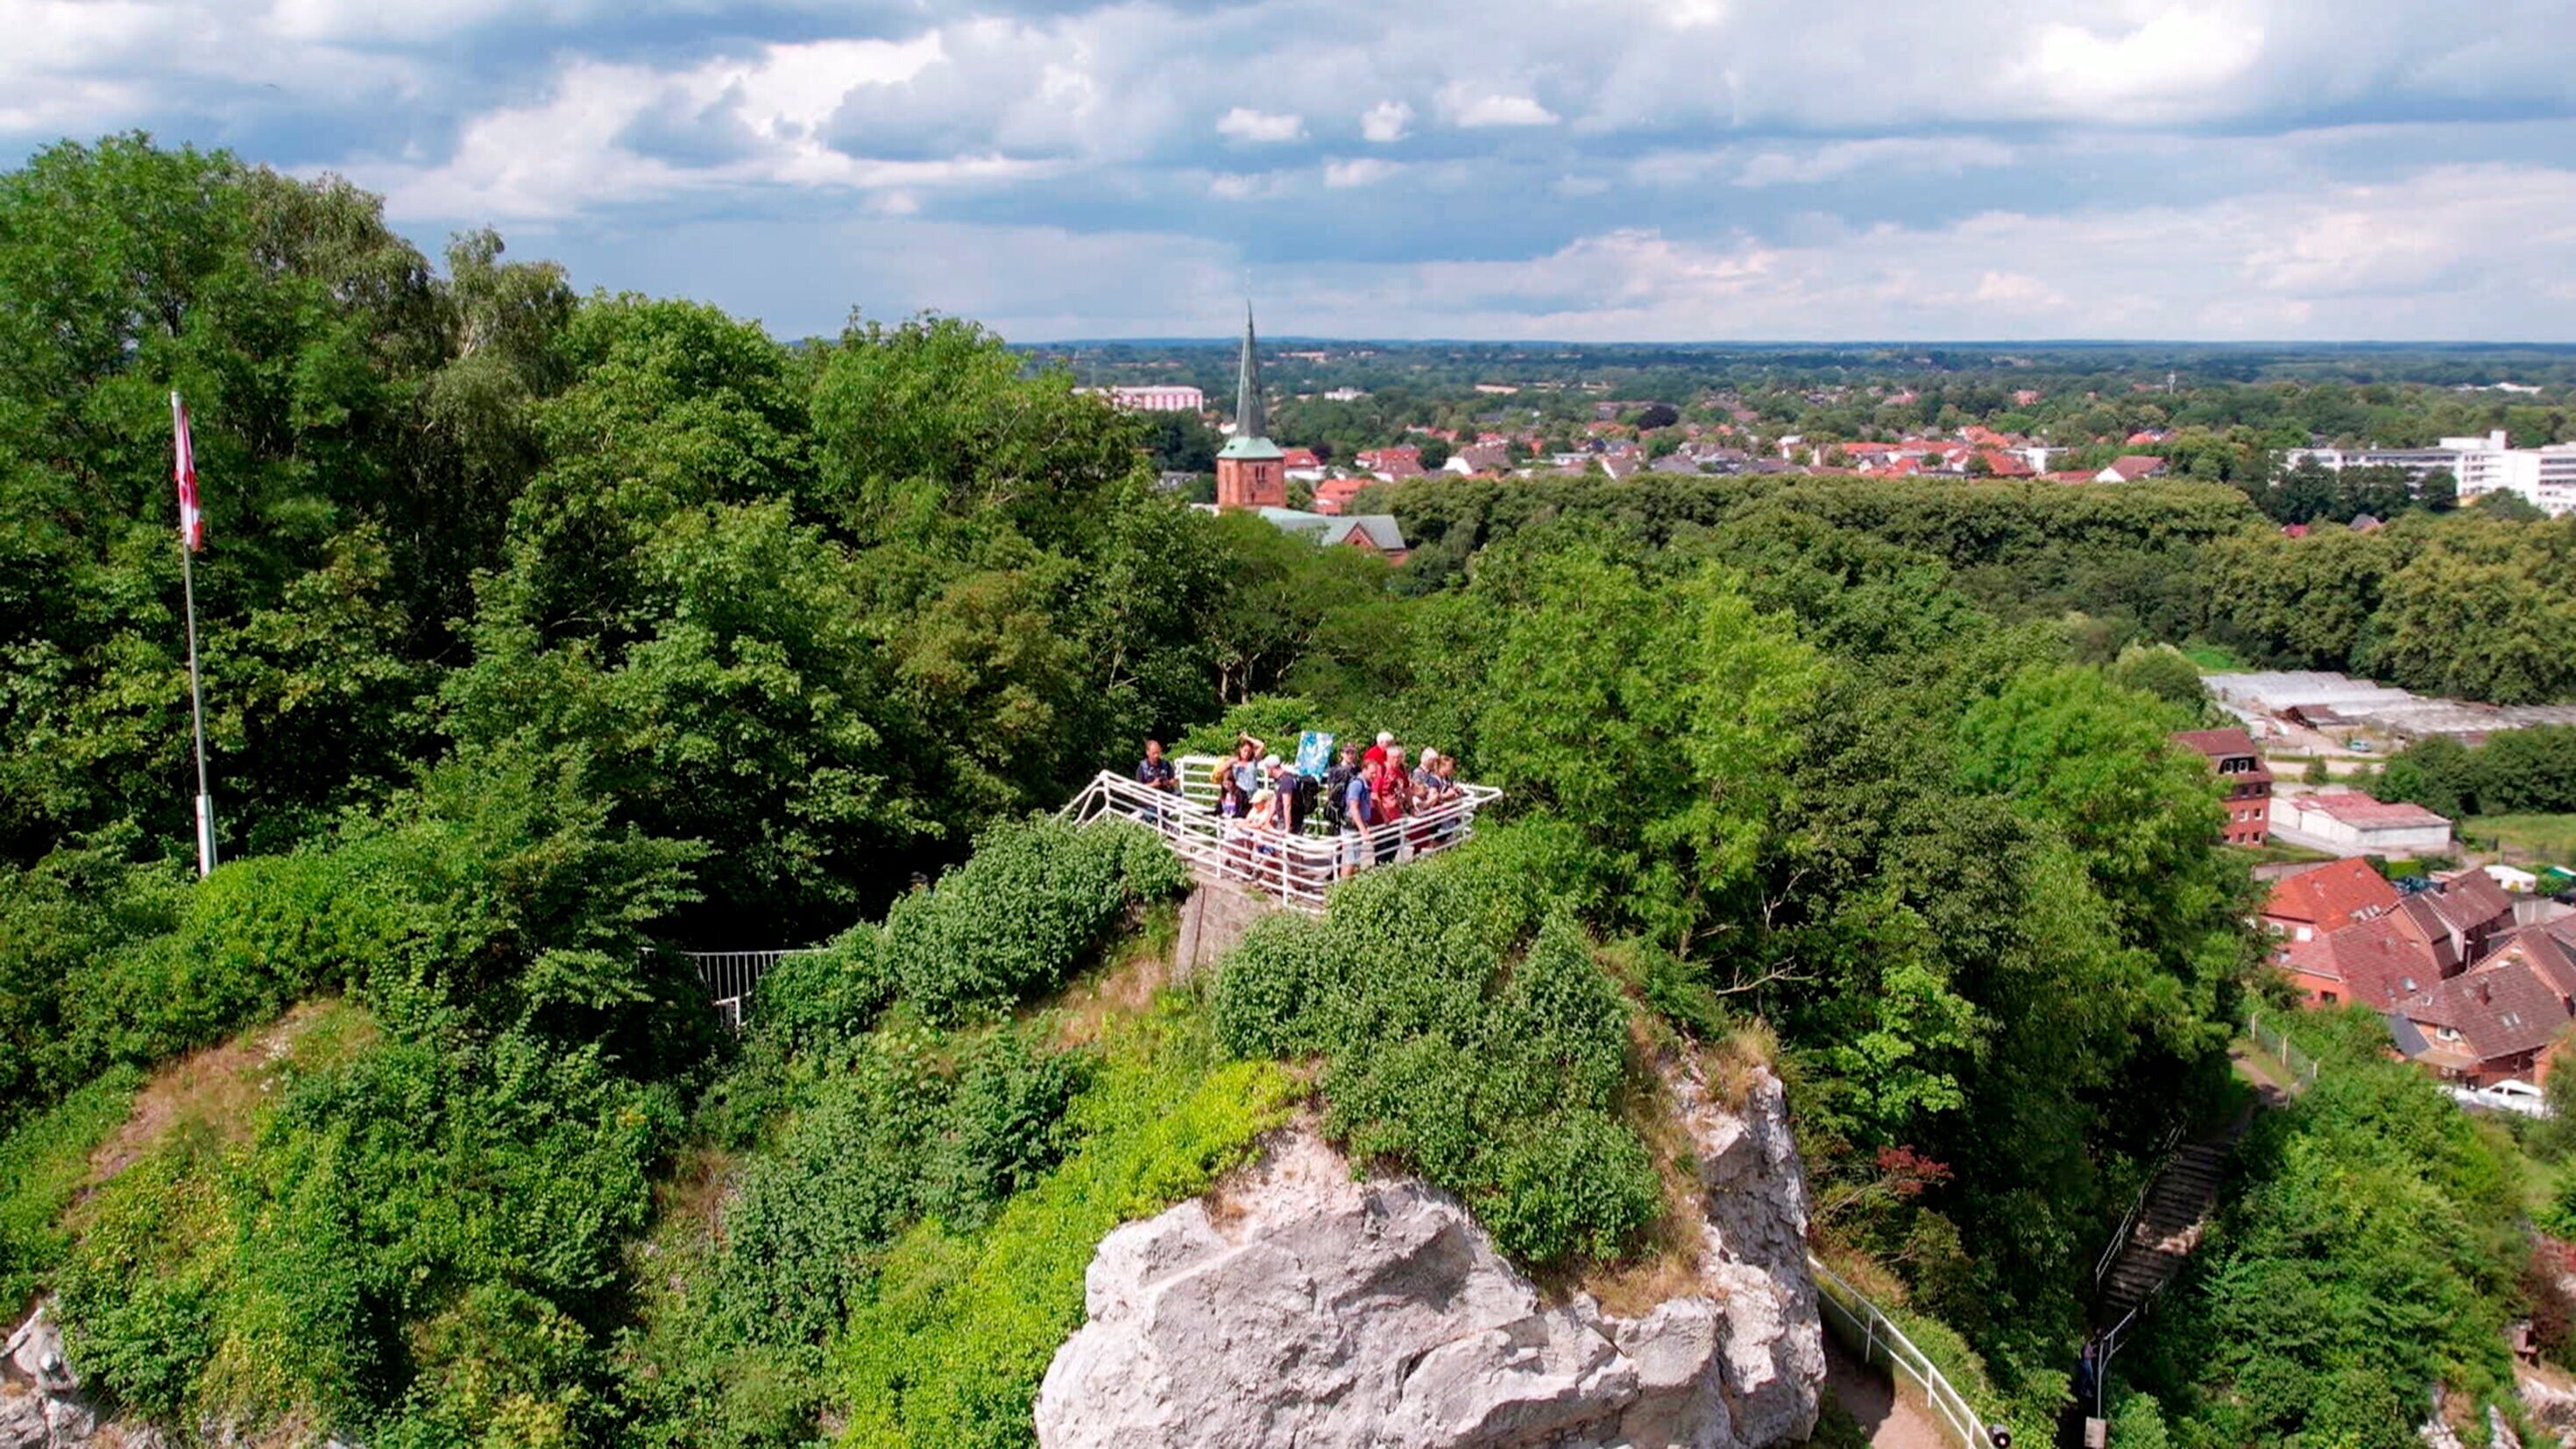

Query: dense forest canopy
<box><xmin>0</xmin><ymin>136</ymin><xmax>2556</xmax><ymax>1449</ymax></box>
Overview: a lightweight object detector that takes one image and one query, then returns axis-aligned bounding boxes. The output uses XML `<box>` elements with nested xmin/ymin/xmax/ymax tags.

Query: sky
<box><xmin>8</xmin><ymin>0</ymin><xmax>2576</xmax><ymax>343</ymax></box>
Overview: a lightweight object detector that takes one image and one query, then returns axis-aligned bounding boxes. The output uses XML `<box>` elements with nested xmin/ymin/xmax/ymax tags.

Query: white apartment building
<box><xmin>1081</xmin><ymin>385</ymin><xmax>1206</xmax><ymax>413</ymax></box>
<box><xmin>2282</xmin><ymin>429</ymin><xmax>2576</xmax><ymax>516</ymax></box>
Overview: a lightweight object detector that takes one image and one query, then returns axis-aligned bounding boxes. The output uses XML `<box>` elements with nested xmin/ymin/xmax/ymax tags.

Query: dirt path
<box><xmin>1825</xmin><ymin>1333</ymin><xmax>1950</xmax><ymax>1449</ymax></box>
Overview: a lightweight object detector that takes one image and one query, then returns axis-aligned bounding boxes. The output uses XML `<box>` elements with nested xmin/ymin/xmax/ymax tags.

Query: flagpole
<box><xmin>173</xmin><ymin>389</ymin><xmax>216</xmax><ymax>878</ymax></box>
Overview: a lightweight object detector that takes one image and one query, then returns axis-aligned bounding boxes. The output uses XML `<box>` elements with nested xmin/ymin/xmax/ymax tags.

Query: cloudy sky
<box><xmin>9</xmin><ymin>0</ymin><xmax>2576</xmax><ymax>341</ymax></box>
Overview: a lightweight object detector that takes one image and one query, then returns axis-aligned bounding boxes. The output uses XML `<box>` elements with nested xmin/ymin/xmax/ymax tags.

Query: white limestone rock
<box><xmin>1036</xmin><ymin>1060</ymin><xmax>1823</xmax><ymax>1449</ymax></box>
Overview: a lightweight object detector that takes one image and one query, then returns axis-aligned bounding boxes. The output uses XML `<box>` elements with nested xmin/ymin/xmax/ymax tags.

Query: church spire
<box><xmin>1231</xmin><ymin>301</ymin><xmax>1267</xmax><ymax>445</ymax></box>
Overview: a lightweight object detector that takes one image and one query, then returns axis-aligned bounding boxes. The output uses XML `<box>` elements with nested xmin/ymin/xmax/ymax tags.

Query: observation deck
<box><xmin>1060</xmin><ymin>753</ymin><xmax>1500</xmax><ymax>914</ymax></box>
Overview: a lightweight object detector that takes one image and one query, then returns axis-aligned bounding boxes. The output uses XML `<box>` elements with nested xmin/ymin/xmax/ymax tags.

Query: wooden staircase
<box><xmin>2096</xmin><ymin>1139</ymin><xmax>2233</xmax><ymax>1325</ymax></box>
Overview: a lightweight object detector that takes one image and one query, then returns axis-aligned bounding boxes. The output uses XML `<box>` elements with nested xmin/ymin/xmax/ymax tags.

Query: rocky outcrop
<box><xmin>1</xmin><ymin>1304</ymin><xmax>167</xmax><ymax>1449</ymax></box>
<box><xmin>1035</xmin><ymin>1059</ymin><xmax>1823</xmax><ymax>1449</ymax></box>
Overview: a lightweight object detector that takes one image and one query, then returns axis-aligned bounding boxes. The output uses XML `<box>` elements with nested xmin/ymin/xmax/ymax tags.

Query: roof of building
<box><xmin>2264</xmin><ymin>857</ymin><xmax>2403</xmax><ymax>930</ymax></box>
<box><xmin>2171</xmin><ymin>728</ymin><xmax>2262</xmax><ymax>760</ymax></box>
<box><xmin>2469</xmin><ymin>925</ymin><xmax>2576</xmax><ymax>1000</ymax></box>
<box><xmin>2100</xmin><ymin>455</ymin><xmax>2165</xmax><ymax>480</ymax></box>
<box><xmin>1323</xmin><ymin>515</ymin><xmax>1407</xmax><ymax>553</ymax></box>
<box><xmin>2283</xmin><ymin>916</ymin><xmax>2442</xmax><ymax>1009</ymax></box>
<box><xmin>1279</xmin><ymin>446</ymin><xmax>1322</xmax><ymax>469</ymax></box>
<box><xmin>1256</xmin><ymin>507</ymin><xmax>1407</xmax><ymax>555</ymax></box>
<box><xmin>2399</xmin><ymin>955</ymin><xmax>2574</xmax><ymax>1066</ymax></box>
<box><xmin>1216</xmin><ymin>303</ymin><xmax>1282</xmax><ymax>462</ymax></box>
<box><xmin>2296</xmin><ymin>790</ymin><xmax>2452</xmax><ymax>829</ymax></box>
<box><xmin>2416</xmin><ymin>869</ymin><xmax>2515</xmax><ymax>932</ymax></box>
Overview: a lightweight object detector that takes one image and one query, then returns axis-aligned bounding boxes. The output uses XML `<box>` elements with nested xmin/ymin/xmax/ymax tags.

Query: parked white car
<box><xmin>2450</xmin><ymin>1078</ymin><xmax>2551</xmax><ymax>1118</ymax></box>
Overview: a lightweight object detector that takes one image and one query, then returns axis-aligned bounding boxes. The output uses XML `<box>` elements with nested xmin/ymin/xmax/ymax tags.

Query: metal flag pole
<box><xmin>173</xmin><ymin>389</ymin><xmax>216</xmax><ymax>878</ymax></box>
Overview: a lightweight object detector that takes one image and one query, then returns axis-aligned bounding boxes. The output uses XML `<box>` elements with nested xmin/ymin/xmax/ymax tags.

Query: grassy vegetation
<box><xmin>2179</xmin><ymin>640</ymin><xmax>2251</xmax><ymax>673</ymax></box>
<box><xmin>832</xmin><ymin>996</ymin><xmax>1299</xmax><ymax>1447</ymax></box>
<box><xmin>0</xmin><ymin>1065</ymin><xmax>141</xmax><ymax>1309</ymax></box>
<box><xmin>2465</xmin><ymin>812</ymin><xmax>2576</xmax><ymax>869</ymax></box>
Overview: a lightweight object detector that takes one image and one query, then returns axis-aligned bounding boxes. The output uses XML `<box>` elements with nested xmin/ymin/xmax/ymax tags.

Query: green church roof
<box><xmin>1218</xmin><ymin>302</ymin><xmax>1282</xmax><ymax>460</ymax></box>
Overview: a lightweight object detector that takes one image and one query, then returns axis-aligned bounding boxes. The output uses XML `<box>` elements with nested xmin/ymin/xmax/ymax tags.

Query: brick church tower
<box><xmin>1214</xmin><ymin>304</ymin><xmax>1285</xmax><ymax>510</ymax></box>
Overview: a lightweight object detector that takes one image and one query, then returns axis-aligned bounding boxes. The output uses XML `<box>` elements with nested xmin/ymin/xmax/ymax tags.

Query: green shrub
<box><xmin>832</xmin><ymin>997</ymin><xmax>1298</xmax><ymax>1447</ymax></box>
<box><xmin>0</xmin><ymin>1066</ymin><xmax>141</xmax><ymax>1306</ymax></box>
<box><xmin>1211</xmin><ymin>848</ymin><xmax>1660</xmax><ymax>1267</ymax></box>
<box><xmin>752</xmin><ymin>923</ymin><xmax>895</xmax><ymax>1055</ymax></box>
<box><xmin>882</xmin><ymin>817</ymin><xmax>1188</xmax><ymax>1024</ymax></box>
<box><xmin>56</xmin><ymin>852</ymin><xmax>403</xmax><ymax>1077</ymax></box>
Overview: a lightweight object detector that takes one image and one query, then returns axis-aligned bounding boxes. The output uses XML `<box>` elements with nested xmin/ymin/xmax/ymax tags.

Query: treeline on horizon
<box><xmin>0</xmin><ymin>134</ymin><xmax>2554</xmax><ymax>1449</ymax></box>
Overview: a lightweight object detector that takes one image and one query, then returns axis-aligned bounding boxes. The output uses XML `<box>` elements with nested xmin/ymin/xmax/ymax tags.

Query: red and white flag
<box><xmin>171</xmin><ymin>391</ymin><xmax>205</xmax><ymax>552</ymax></box>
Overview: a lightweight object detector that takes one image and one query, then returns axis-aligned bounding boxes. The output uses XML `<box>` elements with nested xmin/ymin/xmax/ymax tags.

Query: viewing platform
<box><xmin>1060</xmin><ymin>753</ymin><xmax>1500</xmax><ymax>914</ymax></box>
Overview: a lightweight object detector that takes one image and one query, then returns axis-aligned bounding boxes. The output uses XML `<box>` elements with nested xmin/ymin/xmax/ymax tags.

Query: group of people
<box><xmin>1129</xmin><ymin>729</ymin><xmax>1467</xmax><ymax>886</ymax></box>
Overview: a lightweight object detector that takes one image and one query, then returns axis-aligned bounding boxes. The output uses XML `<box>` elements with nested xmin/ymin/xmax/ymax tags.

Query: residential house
<box><xmin>1355</xmin><ymin>445</ymin><xmax>1425</xmax><ymax>482</ymax></box>
<box><xmin>2171</xmin><ymin>727</ymin><xmax>2273</xmax><ymax>846</ymax></box>
<box><xmin>2385</xmin><ymin>922</ymin><xmax>2576</xmax><ymax>1086</ymax></box>
<box><xmin>2392</xmin><ymin>870</ymin><xmax>2516</xmax><ymax>977</ymax></box>
<box><xmin>2261</xmin><ymin>858</ymin><xmax>2403</xmax><ymax>950</ymax></box>
<box><xmin>2094</xmin><ymin>455</ymin><xmax>2169</xmax><ymax>483</ymax></box>
<box><xmin>2269</xmin><ymin>790</ymin><xmax>2454</xmax><ymax>857</ymax></box>
<box><xmin>1445</xmin><ymin>443</ymin><xmax>1513</xmax><ymax>476</ymax></box>
<box><xmin>2282</xmin><ymin>916</ymin><xmax>2442</xmax><ymax>1008</ymax></box>
<box><xmin>1280</xmin><ymin>446</ymin><xmax>1326</xmax><ymax>483</ymax></box>
<box><xmin>1310</xmin><ymin>476</ymin><xmax>1373</xmax><ymax>515</ymax></box>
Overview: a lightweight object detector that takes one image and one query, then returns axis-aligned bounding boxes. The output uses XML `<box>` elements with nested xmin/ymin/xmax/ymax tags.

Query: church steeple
<box><xmin>1231</xmin><ymin>302</ymin><xmax>1266</xmax><ymax>445</ymax></box>
<box><xmin>1214</xmin><ymin>300</ymin><xmax>1284</xmax><ymax>509</ymax></box>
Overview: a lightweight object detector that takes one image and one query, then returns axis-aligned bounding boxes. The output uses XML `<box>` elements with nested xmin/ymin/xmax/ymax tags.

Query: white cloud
<box><xmin>357</xmin><ymin>42</ymin><xmax>1051</xmax><ymax>221</ymax></box>
<box><xmin>1215</xmin><ymin>106</ymin><xmax>1305</xmax><ymax>143</ymax></box>
<box><xmin>1360</xmin><ymin>99</ymin><xmax>1413</xmax><ymax>143</ymax></box>
<box><xmin>1441</xmin><ymin>85</ymin><xmax>1557</xmax><ymax>128</ymax></box>
<box><xmin>1251</xmin><ymin>163</ymin><xmax>2576</xmax><ymax>341</ymax></box>
<box><xmin>1323</xmin><ymin>156</ymin><xmax>1399</xmax><ymax>187</ymax></box>
<box><xmin>2012</xmin><ymin>7</ymin><xmax>2267</xmax><ymax>121</ymax></box>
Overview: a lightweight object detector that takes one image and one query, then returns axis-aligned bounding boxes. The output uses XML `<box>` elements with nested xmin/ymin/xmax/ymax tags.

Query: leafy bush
<box><xmin>54</xmin><ymin>852</ymin><xmax>403</xmax><ymax>1080</ymax></box>
<box><xmin>831</xmin><ymin>998</ymin><xmax>1297</xmax><ymax>1447</ymax></box>
<box><xmin>881</xmin><ymin>816</ymin><xmax>1188</xmax><ymax>1024</ymax></box>
<box><xmin>1213</xmin><ymin>848</ymin><xmax>1660</xmax><ymax>1267</ymax></box>
<box><xmin>749</xmin><ymin>922</ymin><xmax>895</xmax><ymax>1057</ymax></box>
<box><xmin>2131</xmin><ymin>1035</ymin><xmax>2523</xmax><ymax>1445</ymax></box>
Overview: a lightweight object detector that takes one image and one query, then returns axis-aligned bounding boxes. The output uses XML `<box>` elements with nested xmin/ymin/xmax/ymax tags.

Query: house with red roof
<box><xmin>2171</xmin><ymin>728</ymin><xmax>2272</xmax><ymax>845</ymax></box>
<box><xmin>1310</xmin><ymin>476</ymin><xmax>1373</xmax><ymax>515</ymax></box>
<box><xmin>2261</xmin><ymin>858</ymin><xmax>2402</xmax><ymax>951</ymax></box>
<box><xmin>2387</xmin><ymin>953</ymin><xmax>2573</xmax><ymax>1087</ymax></box>
<box><xmin>2093</xmin><ymin>455</ymin><xmax>2169</xmax><ymax>483</ymax></box>
<box><xmin>2282</xmin><ymin>915</ymin><xmax>2443</xmax><ymax>1009</ymax></box>
<box><xmin>1279</xmin><ymin>446</ymin><xmax>1325</xmax><ymax>481</ymax></box>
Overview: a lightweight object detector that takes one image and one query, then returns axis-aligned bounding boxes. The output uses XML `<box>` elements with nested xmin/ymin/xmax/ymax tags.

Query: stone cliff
<box><xmin>1035</xmin><ymin>1057</ymin><xmax>1825</xmax><ymax>1449</ymax></box>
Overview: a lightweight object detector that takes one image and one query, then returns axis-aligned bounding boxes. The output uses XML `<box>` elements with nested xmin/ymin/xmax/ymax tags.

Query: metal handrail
<box><xmin>2094</xmin><ymin>1122</ymin><xmax>2187</xmax><ymax>1288</ymax></box>
<box><xmin>648</xmin><ymin>944</ymin><xmax>819</xmax><ymax>1031</ymax></box>
<box><xmin>1808</xmin><ymin>1253</ymin><xmax>2000</xmax><ymax>1449</ymax></box>
<box><xmin>1062</xmin><ymin>760</ymin><xmax>1500</xmax><ymax>914</ymax></box>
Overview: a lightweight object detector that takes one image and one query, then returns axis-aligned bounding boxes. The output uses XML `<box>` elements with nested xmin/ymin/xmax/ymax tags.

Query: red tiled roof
<box><xmin>2471</xmin><ymin>927</ymin><xmax>2576</xmax><ymax>1000</ymax></box>
<box><xmin>2400</xmin><ymin>956</ymin><xmax>2575</xmax><ymax>1065</ymax></box>
<box><xmin>2285</xmin><ymin>917</ymin><xmax>2443</xmax><ymax>1010</ymax></box>
<box><xmin>2172</xmin><ymin>728</ymin><xmax>2259</xmax><ymax>760</ymax></box>
<box><xmin>2301</xmin><ymin>791</ymin><xmax>2450</xmax><ymax>828</ymax></box>
<box><xmin>2101</xmin><ymin>455</ymin><xmax>2166</xmax><ymax>480</ymax></box>
<box><xmin>1280</xmin><ymin>447</ymin><xmax>1322</xmax><ymax>468</ymax></box>
<box><xmin>2264</xmin><ymin>857</ymin><xmax>2403</xmax><ymax>932</ymax></box>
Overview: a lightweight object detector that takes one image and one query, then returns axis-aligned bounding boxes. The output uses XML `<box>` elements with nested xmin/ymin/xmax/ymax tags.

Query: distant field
<box><xmin>2180</xmin><ymin>640</ymin><xmax>2251</xmax><ymax>673</ymax></box>
<box><xmin>2464</xmin><ymin>814</ymin><xmax>2576</xmax><ymax>869</ymax></box>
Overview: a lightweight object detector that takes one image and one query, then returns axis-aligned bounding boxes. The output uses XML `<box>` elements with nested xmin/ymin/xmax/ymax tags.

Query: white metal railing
<box><xmin>649</xmin><ymin>946</ymin><xmax>817</xmax><ymax>1031</ymax></box>
<box><xmin>1808</xmin><ymin>1253</ymin><xmax>2001</xmax><ymax>1449</ymax></box>
<box><xmin>1060</xmin><ymin>753</ymin><xmax>1500</xmax><ymax>913</ymax></box>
